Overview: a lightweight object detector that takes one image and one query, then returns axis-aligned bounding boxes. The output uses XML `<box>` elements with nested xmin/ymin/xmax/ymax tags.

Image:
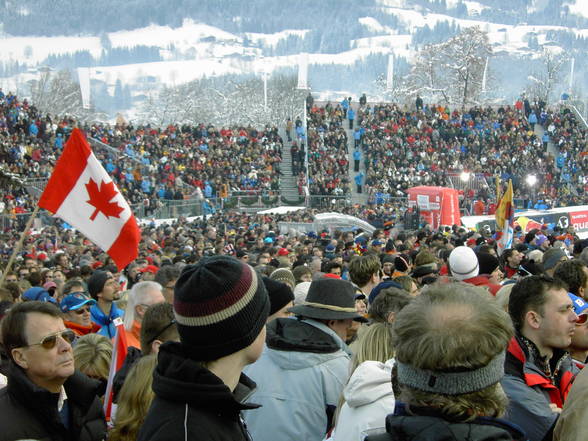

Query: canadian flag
<box><xmin>38</xmin><ymin>128</ymin><xmax>140</xmax><ymax>270</ymax></box>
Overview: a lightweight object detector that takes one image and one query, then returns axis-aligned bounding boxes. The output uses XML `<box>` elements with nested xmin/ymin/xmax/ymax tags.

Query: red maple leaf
<box><xmin>85</xmin><ymin>178</ymin><xmax>124</xmax><ymax>221</ymax></box>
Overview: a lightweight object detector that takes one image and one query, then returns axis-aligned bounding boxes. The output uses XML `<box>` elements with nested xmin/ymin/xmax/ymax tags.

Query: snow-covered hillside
<box><xmin>1</xmin><ymin>0</ymin><xmax>586</xmax><ymax>116</ymax></box>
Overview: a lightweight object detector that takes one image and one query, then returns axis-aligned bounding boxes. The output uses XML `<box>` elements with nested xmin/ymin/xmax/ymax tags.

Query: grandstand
<box><xmin>1</xmin><ymin>89</ymin><xmax>587</xmax><ymax>232</ymax></box>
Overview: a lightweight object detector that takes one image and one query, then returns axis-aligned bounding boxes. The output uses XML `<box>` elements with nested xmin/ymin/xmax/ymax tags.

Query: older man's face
<box><xmin>13</xmin><ymin>313</ymin><xmax>75</xmax><ymax>391</ymax></box>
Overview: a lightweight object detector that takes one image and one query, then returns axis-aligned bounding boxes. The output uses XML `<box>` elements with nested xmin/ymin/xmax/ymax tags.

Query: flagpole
<box><xmin>0</xmin><ymin>204</ymin><xmax>41</xmax><ymax>286</ymax></box>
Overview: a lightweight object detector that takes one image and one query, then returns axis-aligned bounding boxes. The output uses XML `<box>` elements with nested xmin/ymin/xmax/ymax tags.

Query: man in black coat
<box><xmin>0</xmin><ymin>301</ymin><xmax>106</xmax><ymax>441</ymax></box>
<box><xmin>137</xmin><ymin>256</ymin><xmax>269</xmax><ymax>441</ymax></box>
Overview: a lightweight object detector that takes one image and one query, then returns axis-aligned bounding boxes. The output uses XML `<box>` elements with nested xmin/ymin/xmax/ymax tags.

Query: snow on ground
<box><xmin>359</xmin><ymin>17</ymin><xmax>390</xmax><ymax>34</ymax></box>
<box><xmin>351</xmin><ymin>34</ymin><xmax>412</xmax><ymax>58</ymax></box>
<box><xmin>377</xmin><ymin>6</ymin><xmax>588</xmax><ymax>56</ymax></box>
<box><xmin>463</xmin><ymin>1</ymin><xmax>489</xmax><ymax>15</ymax></box>
<box><xmin>245</xmin><ymin>29</ymin><xmax>309</xmax><ymax>48</ymax></box>
<box><xmin>0</xmin><ymin>35</ymin><xmax>102</xmax><ymax>64</ymax></box>
<box><xmin>108</xmin><ymin>20</ymin><xmax>241</xmax><ymax>50</ymax></box>
<box><xmin>566</xmin><ymin>0</ymin><xmax>588</xmax><ymax>19</ymax></box>
<box><xmin>90</xmin><ymin>59</ymin><xmax>242</xmax><ymax>89</ymax></box>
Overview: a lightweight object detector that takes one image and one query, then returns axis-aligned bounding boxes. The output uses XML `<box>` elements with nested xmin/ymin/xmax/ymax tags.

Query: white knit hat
<box><xmin>293</xmin><ymin>281</ymin><xmax>312</xmax><ymax>305</ymax></box>
<box><xmin>449</xmin><ymin>246</ymin><xmax>479</xmax><ymax>281</ymax></box>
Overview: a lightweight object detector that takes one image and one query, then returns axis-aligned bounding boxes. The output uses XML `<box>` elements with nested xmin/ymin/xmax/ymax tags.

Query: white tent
<box><xmin>314</xmin><ymin>212</ymin><xmax>375</xmax><ymax>234</ymax></box>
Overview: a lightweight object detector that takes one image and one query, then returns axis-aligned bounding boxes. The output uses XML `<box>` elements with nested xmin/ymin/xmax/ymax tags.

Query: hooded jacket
<box><xmin>0</xmin><ymin>362</ymin><xmax>106</xmax><ymax>441</ymax></box>
<box><xmin>365</xmin><ymin>403</ymin><xmax>526</xmax><ymax>441</ymax></box>
<box><xmin>137</xmin><ymin>342</ymin><xmax>259</xmax><ymax>441</ymax></box>
<box><xmin>331</xmin><ymin>359</ymin><xmax>396</xmax><ymax>441</ymax></box>
<box><xmin>501</xmin><ymin>334</ymin><xmax>578</xmax><ymax>441</ymax></box>
<box><xmin>243</xmin><ymin>317</ymin><xmax>351</xmax><ymax>441</ymax></box>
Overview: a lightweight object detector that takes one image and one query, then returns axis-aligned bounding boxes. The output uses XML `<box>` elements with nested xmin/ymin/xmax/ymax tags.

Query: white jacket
<box><xmin>331</xmin><ymin>359</ymin><xmax>396</xmax><ymax>441</ymax></box>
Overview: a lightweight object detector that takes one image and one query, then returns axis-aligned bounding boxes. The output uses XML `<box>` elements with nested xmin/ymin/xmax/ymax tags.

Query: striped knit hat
<box><xmin>173</xmin><ymin>255</ymin><xmax>269</xmax><ymax>360</ymax></box>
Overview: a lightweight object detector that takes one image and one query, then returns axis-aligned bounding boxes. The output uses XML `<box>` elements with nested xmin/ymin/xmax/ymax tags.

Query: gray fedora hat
<box><xmin>288</xmin><ymin>278</ymin><xmax>368</xmax><ymax>322</ymax></box>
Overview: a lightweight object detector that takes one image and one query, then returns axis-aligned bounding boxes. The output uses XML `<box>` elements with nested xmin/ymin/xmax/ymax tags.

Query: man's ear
<box><xmin>11</xmin><ymin>348</ymin><xmax>28</xmax><ymax>370</ymax></box>
<box><xmin>525</xmin><ymin>310</ymin><xmax>542</xmax><ymax>330</ymax></box>
<box><xmin>151</xmin><ymin>339</ymin><xmax>162</xmax><ymax>355</ymax></box>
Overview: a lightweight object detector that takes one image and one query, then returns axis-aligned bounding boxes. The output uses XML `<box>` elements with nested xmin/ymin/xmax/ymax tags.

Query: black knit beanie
<box><xmin>173</xmin><ymin>255</ymin><xmax>269</xmax><ymax>361</ymax></box>
<box><xmin>476</xmin><ymin>252</ymin><xmax>499</xmax><ymax>276</ymax></box>
<box><xmin>262</xmin><ymin>277</ymin><xmax>294</xmax><ymax>316</ymax></box>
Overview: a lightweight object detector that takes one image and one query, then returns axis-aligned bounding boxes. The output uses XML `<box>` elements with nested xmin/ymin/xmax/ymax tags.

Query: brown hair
<box><xmin>394</xmin><ymin>282</ymin><xmax>513</xmax><ymax>420</ymax></box>
<box><xmin>369</xmin><ymin>287</ymin><xmax>412</xmax><ymax>323</ymax></box>
<box><xmin>140</xmin><ymin>302</ymin><xmax>178</xmax><ymax>354</ymax></box>
<box><xmin>1</xmin><ymin>301</ymin><xmax>62</xmax><ymax>362</ymax></box>
<box><xmin>349</xmin><ymin>254</ymin><xmax>381</xmax><ymax>288</ymax></box>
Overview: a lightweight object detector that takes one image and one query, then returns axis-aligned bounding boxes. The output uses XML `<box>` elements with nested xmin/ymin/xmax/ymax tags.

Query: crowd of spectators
<box><xmin>0</xmin><ymin>89</ymin><xmax>283</xmax><ymax>222</ymax></box>
<box><xmin>2</xmin><ymin>198</ymin><xmax>588</xmax><ymax>440</ymax></box>
<box><xmin>306</xmin><ymin>104</ymin><xmax>352</xmax><ymax>196</ymax></box>
<box><xmin>302</xmin><ymin>98</ymin><xmax>587</xmax><ymax>211</ymax></box>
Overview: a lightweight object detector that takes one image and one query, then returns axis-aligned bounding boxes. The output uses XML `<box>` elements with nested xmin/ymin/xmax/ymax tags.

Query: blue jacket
<box><xmin>90</xmin><ymin>304</ymin><xmax>123</xmax><ymax>339</ymax></box>
<box><xmin>348</xmin><ymin>108</ymin><xmax>355</xmax><ymax>120</ymax></box>
<box><xmin>243</xmin><ymin>318</ymin><xmax>350</xmax><ymax>441</ymax></box>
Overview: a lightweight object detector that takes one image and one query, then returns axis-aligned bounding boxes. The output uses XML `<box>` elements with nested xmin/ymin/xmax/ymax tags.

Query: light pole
<box><xmin>460</xmin><ymin>172</ymin><xmax>471</xmax><ymax>214</ymax></box>
<box><xmin>258</xmin><ymin>55</ymin><xmax>268</xmax><ymax>111</ymax></box>
<box><xmin>526</xmin><ymin>174</ymin><xmax>537</xmax><ymax>208</ymax></box>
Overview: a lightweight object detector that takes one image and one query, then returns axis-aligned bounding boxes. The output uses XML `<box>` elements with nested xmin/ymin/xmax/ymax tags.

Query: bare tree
<box><xmin>137</xmin><ymin>74</ymin><xmax>305</xmax><ymax>127</ymax></box>
<box><xmin>526</xmin><ymin>48</ymin><xmax>568</xmax><ymax>103</ymax></box>
<box><xmin>27</xmin><ymin>69</ymin><xmax>104</xmax><ymax>121</ymax></box>
<box><xmin>407</xmin><ymin>27</ymin><xmax>492</xmax><ymax>107</ymax></box>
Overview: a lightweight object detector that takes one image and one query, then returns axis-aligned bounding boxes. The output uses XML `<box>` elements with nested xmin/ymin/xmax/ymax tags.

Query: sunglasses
<box><xmin>73</xmin><ymin>306</ymin><xmax>91</xmax><ymax>315</ymax></box>
<box><xmin>146</xmin><ymin>319</ymin><xmax>176</xmax><ymax>346</ymax></box>
<box><xmin>577</xmin><ymin>314</ymin><xmax>588</xmax><ymax>325</ymax></box>
<box><xmin>27</xmin><ymin>329</ymin><xmax>76</xmax><ymax>349</ymax></box>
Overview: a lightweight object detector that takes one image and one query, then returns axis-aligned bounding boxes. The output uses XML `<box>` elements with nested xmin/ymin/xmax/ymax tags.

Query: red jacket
<box><xmin>463</xmin><ymin>275</ymin><xmax>501</xmax><ymax>295</ymax></box>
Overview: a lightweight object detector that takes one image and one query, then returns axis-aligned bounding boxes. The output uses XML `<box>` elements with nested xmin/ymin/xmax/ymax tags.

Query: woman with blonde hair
<box><xmin>109</xmin><ymin>354</ymin><xmax>158</xmax><ymax>441</ymax></box>
<box><xmin>330</xmin><ymin>322</ymin><xmax>396</xmax><ymax>441</ymax></box>
<box><xmin>73</xmin><ymin>333</ymin><xmax>112</xmax><ymax>396</ymax></box>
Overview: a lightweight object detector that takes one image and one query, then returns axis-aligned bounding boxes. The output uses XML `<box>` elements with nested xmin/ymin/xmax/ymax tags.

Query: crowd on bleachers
<box><xmin>0</xmin><ymin>89</ymin><xmax>284</xmax><ymax>221</ymax></box>
<box><xmin>306</xmin><ymin>104</ymin><xmax>352</xmax><ymax>196</ymax></box>
<box><xmin>2</xmin><ymin>86</ymin><xmax>588</xmax><ymax>440</ymax></box>
<box><xmin>302</xmin><ymin>97</ymin><xmax>587</xmax><ymax>211</ymax></box>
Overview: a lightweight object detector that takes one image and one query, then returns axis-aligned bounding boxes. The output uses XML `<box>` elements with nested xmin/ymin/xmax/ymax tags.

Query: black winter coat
<box><xmin>137</xmin><ymin>342</ymin><xmax>261</xmax><ymax>441</ymax></box>
<box><xmin>366</xmin><ymin>403</ymin><xmax>527</xmax><ymax>441</ymax></box>
<box><xmin>0</xmin><ymin>362</ymin><xmax>106</xmax><ymax>441</ymax></box>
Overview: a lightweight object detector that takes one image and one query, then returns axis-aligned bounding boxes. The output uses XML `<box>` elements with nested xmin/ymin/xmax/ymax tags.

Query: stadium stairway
<box><xmin>534</xmin><ymin>123</ymin><xmax>557</xmax><ymax>159</ymax></box>
<box><xmin>534</xmin><ymin>122</ymin><xmax>574</xmax><ymax>195</ymax></box>
<box><xmin>278</xmin><ymin>129</ymin><xmax>303</xmax><ymax>204</ymax></box>
<box><xmin>346</xmin><ymin>107</ymin><xmax>369</xmax><ymax>206</ymax></box>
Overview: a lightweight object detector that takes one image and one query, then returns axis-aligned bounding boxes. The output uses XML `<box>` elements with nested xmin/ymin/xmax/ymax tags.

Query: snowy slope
<box><xmin>1</xmin><ymin>1</ymin><xmax>587</xmax><ymax>112</ymax></box>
